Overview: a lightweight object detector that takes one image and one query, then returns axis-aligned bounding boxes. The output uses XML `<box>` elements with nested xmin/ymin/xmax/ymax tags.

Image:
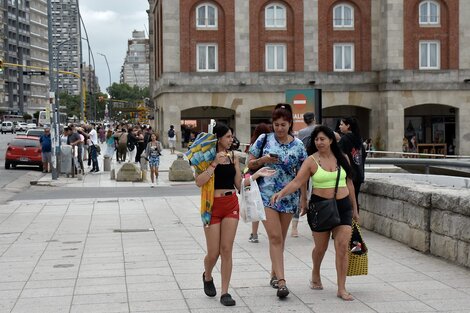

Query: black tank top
<box><xmin>214</xmin><ymin>161</ymin><xmax>236</xmax><ymax>189</ymax></box>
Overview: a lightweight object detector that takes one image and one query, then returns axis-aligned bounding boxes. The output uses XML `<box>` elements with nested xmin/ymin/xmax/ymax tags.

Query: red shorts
<box><xmin>210</xmin><ymin>193</ymin><xmax>239</xmax><ymax>225</ymax></box>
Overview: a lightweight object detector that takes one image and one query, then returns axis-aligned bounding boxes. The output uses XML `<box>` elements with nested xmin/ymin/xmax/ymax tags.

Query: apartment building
<box><xmin>148</xmin><ymin>0</ymin><xmax>470</xmax><ymax>154</ymax></box>
<box><xmin>28</xmin><ymin>0</ymin><xmax>49</xmax><ymax>112</ymax></box>
<box><xmin>0</xmin><ymin>4</ymin><xmax>5</xmax><ymax>110</ymax></box>
<box><xmin>51</xmin><ymin>0</ymin><xmax>80</xmax><ymax>95</ymax></box>
<box><xmin>2</xmin><ymin>0</ymin><xmax>32</xmax><ymax>113</ymax></box>
<box><xmin>120</xmin><ymin>30</ymin><xmax>150</xmax><ymax>89</ymax></box>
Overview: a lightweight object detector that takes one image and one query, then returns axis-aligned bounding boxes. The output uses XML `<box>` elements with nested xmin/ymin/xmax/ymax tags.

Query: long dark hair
<box><xmin>341</xmin><ymin>117</ymin><xmax>361</xmax><ymax>136</ymax></box>
<box><xmin>307</xmin><ymin>125</ymin><xmax>352</xmax><ymax>178</ymax></box>
<box><xmin>213</xmin><ymin>122</ymin><xmax>230</xmax><ymax>141</ymax></box>
<box><xmin>272</xmin><ymin>103</ymin><xmax>293</xmax><ymax>134</ymax></box>
<box><xmin>250</xmin><ymin>123</ymin><xmax>271</xmax><ymax>145</ymax></box>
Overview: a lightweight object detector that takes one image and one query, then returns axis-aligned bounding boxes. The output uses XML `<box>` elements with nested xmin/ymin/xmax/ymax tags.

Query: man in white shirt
<box><xmin>88</xmin><ymin>123</ymin><xmax>99</xmax><ymax>173</ymax></box>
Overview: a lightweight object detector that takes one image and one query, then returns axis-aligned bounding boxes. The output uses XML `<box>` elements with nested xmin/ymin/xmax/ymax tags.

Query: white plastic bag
<box><xmin>239</xmin><ymin>177</ymin><xmax>266</xmax><ymax>223</ymax></box>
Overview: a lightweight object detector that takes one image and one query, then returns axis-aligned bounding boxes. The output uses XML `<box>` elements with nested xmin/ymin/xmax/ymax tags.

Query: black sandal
<box><xmin>220</xmin><ymin>293</ymin><xmax>236</xmax><ymax>306</ymax></box>
<box><xmin>276</xmin><ymin>279</ymin><xmax>289</xmax><ymax>298</ymax></box>
<box><xmin>270</xmin><ymin>276</ymin><xmax>278</xmax><ymax>289</ymax></box>
<box><xmin>202</xmin><ymin>272</ymin><xmax>216</xmax><ymax>297</ymax></box>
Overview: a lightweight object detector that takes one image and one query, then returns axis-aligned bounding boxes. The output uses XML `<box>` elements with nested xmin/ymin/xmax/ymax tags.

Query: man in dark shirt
<box><xmin>39</xmin><ymin>128</ymin><xmax>52</xmax><ymax>173</ymax></box>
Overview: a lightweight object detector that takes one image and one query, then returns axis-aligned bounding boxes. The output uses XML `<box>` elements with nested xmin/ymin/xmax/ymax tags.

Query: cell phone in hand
<box><xmin>269</xmin><ymin>153</ymin><xmax>279</xmax><ymax>158</ymax></box>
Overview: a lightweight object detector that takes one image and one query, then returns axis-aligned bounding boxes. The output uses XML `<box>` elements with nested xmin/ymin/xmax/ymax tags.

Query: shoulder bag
<box><xmin>307</xmin><ymin>164</ymin><xmax>341</xmax><ymax>232</ymax></box>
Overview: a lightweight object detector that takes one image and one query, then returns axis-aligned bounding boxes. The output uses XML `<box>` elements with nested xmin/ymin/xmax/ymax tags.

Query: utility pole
<box><xmin>46</xmin><ymin>0</ymin><xmax>59</xmax><ymax>180</ymax></box>
<box><xmin>98</xmin><ymin>52</ymin><xmax>112</xmax><ymax>122</ymax></box>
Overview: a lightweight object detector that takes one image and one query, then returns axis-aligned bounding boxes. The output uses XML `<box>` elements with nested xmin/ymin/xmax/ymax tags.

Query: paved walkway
<box><xmin>0</xmin><ymin>149</ymin><xmax>469</xmax><ymax>312</ymax></box>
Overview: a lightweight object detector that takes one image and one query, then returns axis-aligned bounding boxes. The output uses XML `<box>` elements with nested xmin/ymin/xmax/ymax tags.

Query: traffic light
<box><xmin>0</xmin><ymin>59</ymin><xmax>3</xmax><ymax>74</ymax></box>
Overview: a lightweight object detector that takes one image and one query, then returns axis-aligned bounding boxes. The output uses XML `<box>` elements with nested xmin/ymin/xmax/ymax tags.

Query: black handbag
<box><xmin>307</xmin><ymin>165</ymin><xmax>341</xmax><ymax>232</ymax></box>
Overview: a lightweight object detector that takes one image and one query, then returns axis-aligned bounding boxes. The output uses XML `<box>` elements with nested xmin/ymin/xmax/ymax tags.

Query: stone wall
<box><xmin>360</xmin><ymin>178</ymin><xmax>470</xmax><ymax>268</ymax></box>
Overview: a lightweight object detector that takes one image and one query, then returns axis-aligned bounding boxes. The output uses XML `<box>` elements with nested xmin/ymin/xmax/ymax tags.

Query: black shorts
<box><xmin>310</xmin><ymin>194</ymin><xmax>352</xmax><ymax>231</ymax></box>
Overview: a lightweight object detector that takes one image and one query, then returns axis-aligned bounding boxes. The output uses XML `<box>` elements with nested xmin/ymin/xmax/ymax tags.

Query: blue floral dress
<box><xmin>249</xmin><ymin>133</ymin><xmax>307</xmax><ymax>213</ymax></box>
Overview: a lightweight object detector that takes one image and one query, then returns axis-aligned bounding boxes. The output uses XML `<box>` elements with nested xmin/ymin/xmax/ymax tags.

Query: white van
<box><xmin>1</xmin><ymin>121</ymin><xmax>16</xmax><ymax>134</ymax></box>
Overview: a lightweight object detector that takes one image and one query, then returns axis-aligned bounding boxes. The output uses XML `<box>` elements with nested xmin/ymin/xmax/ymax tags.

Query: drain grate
<box><xmin>96</xmin><ymin>200</ymin><xmax>119</xmax><ymax>203</ymax></box>
<box><xmin>113</xmin><ymin>228</ymin><xmax>155</xmax><ymax>233</ymax></box>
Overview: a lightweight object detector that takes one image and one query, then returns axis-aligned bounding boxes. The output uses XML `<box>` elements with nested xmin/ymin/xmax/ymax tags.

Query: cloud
<box><xmin>79</xmin><ymin>1</ymin><xmax>149</xmax><ymax>90</ymax></box>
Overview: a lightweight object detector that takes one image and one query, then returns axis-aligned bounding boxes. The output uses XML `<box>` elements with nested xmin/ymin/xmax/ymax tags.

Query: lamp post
<box><xmin>97</xmin><ymin>52</ymin><xmax>112</xmax><ymax>122</ymax></box>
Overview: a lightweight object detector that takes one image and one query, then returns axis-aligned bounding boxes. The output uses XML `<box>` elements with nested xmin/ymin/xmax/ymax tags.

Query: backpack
<box><xmin>168</xmin><ymin>128</ymin><xmax>175</xmax><ymax>138</ymax></box>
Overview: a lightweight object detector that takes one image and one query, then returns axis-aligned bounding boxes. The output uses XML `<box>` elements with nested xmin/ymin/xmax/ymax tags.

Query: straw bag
<box><xmin>347</xmin><ymin>220</ymin><xmax>368</xmax><ymax>276</ymax></box>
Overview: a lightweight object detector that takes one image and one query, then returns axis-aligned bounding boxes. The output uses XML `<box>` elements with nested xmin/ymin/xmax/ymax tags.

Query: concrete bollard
<box><xmin>169</xmin><ymin>153</ymin><xmax>194</xmax><ymax>181</ymax></box>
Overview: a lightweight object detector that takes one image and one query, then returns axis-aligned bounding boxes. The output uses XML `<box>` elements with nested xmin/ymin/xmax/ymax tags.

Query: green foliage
<box><xmin>33</xmin><ymin>111</ymin><xmax>40</xmax><ymax>120</ymax></box>
<box><xmin>23</xmin><ymin>113</ymin><xmax>32</xmax><ymax>121</ymax></box>
<box><xmin>59</xmin><ymin>92</ymin><xmax>81</xmax><ymax>117</ymax></box>
<box><xmin>107</xmin><ymin>83</ymin><xmax>149</xmax><ymax>101</ymax></box>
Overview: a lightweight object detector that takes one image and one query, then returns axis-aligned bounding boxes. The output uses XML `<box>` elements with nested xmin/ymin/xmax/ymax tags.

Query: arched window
<box><xmin>419</xmin><ymin>1</ymin><xmax>440</xmax><ymax>25</ymax></box>
<box><xmin>196</xmin><ymin>3</ymin><xmax>217</xmax><ymax>28</ymax></box>
<box><xmin>265</xmin><ymin>3</ymin><xmax>286</xmax><ymax>28</ymax></box>
<box><xmin>333</xmin><ymin>4</ymin><xmax>354</xmax><ymax>28</ymax></box>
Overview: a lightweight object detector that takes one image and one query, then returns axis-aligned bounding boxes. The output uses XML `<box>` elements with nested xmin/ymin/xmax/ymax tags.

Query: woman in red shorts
<box><xmin>194</xmin><ymin>123</ymin><xmax>274</xmax><ymax>306</ymax></box>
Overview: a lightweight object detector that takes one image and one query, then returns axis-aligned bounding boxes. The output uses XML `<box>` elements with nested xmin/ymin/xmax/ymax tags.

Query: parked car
<box><xmin>5</xmin><ymin>135</ymin><xmax>42</xmax><ymax>170</ymax></box>
<box><xmin>16</xmin><ymin>122</ymin><xmax>28</xmax><ymax>132</ymax></box>
<box><xmin>26</xmin><ymin>123</ymin><xmax>37</xmax><ymax>129</ymax></box>
<box><xmin>26</xmin><ymin>128</ymin><xmax>45</xmax><ymax>138</ymax></box>
<box><xmin>1</xmin><ymin>121</ymin><xmax>16</xmax><ymax>134</ymax></box>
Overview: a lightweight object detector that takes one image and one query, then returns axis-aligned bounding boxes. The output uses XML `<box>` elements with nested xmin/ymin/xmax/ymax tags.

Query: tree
<box><xmin>59</xmin><ymin>92</ymin><xmax>80</xmax><ymax>117</ymax></box>
<box><xmin>108</xmin><ymin>83</ymin><xmax>149</xmax><ymax>101</ymax></box>
<box><xmin>23</xmin><ymin>113</ymin><xmax>32</xmax><ymax>121</ymax></box>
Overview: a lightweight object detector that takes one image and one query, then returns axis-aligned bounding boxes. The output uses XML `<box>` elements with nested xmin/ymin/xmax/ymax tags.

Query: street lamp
<box><xmin>98</xmin><ymin>52</ymin><xmax>112</xmax><ymax>122</ymax></box>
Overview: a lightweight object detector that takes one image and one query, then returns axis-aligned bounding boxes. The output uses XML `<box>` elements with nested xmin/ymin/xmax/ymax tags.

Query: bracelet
<box><xmin>210</xmin><ymin>163</ymin><xmax>217</xmax><ymax>168</ymax></box>
<box><xmin>205</xmin><ymin>170</ymin><xmax>213</xmax><ymax>178</ymax></box>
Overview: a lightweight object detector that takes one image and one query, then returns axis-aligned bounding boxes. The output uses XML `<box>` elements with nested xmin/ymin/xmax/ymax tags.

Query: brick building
<box><xmin>148</xmin><ymin>0</ymin><xmax>470</xmax><ymax>155</ymax></box>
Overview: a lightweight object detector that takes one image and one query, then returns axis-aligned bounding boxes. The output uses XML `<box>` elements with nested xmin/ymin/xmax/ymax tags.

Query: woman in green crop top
<box><xmin>271</xmin><ymin>125</ymin><xmax>359</xmax><ymax>301</ymax></box>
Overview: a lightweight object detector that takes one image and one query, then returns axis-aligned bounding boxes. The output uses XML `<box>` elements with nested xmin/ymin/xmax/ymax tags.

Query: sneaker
<box><xmin>249</xmin><ymin>234</ymin><xmax>259</xmax><ymax>243</ymax></box>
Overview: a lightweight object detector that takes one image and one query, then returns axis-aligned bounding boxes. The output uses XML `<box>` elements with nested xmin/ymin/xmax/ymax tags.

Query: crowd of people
<box><xmin>191</xmin><ymin>105</ymin><xmax>368</xmax><ymax>306</ymax></box>
<box><xmin>39</xmin><ymin>122</ymin><xmax>165</xmax><ymax>184</ymax></box>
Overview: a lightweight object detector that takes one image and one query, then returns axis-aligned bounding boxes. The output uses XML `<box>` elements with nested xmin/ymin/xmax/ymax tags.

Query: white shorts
<box><xmin>168</xmin><ymin>139</ymin><xmax>176</xmax><ymax>148</ymax></box>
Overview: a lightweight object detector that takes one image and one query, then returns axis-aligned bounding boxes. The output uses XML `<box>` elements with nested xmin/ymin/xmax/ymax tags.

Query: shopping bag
<box><xmin>347</xmin><ymin>220</ymin><xmax>368</xmax><ymax>276</ymax></box>
<box><xmin>238</xmin><ymin>177</ymin><xmax>266</xmax><ymax>223</ymax></box>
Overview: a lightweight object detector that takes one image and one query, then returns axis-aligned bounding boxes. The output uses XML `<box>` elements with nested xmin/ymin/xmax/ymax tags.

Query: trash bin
<box><xmin>60</xmin><ymin>145</ymin><xmax>73</xmax><ymax>175</ymax></box>
<box><xmin>103</xmin><ymin>156</ymin><xmax>111</xmax><ymax>172</ymax></box>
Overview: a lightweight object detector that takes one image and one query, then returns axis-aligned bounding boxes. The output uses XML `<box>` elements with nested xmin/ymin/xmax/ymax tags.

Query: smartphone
<box><xmin>269</xmin><ymin>153</ymin><xmax>279</xmax><ymax>158</ymax></box>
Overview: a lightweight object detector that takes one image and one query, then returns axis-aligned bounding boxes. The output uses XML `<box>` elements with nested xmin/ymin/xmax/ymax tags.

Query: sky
<box><xmin>79</xmin><ymin>0</ymin><xmax>149</xmax><ymax>92</ymax></box>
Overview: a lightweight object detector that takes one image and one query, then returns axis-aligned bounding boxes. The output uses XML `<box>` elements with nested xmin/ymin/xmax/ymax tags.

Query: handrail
<box><xmin>367</xmin><ymin>150</ymin><xmax>470</xmax><ymax>159</ymax></box>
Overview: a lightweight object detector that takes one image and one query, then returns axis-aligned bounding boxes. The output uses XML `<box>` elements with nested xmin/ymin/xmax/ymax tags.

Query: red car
<box><xmin>5</xmin><ymin>135</ymin><xmax>43</xmax><ymax>170</ymax></box>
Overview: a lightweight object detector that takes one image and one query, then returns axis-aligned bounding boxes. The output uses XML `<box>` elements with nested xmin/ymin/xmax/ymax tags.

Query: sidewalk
<box><xmin>36</xmin><ymin>148</ymin><xmax>193</xmax><ymax>188</ymax></box>
<box><xmin>1</xmin><ymin>149</ymin><xmax>470</xmax><ymax>312</ymax></box>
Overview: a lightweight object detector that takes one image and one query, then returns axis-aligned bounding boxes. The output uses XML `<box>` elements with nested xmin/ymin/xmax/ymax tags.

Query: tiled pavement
<box><xmin>0</xmin><ymin>150</ymin><xmax>469</xmax><ymax>312</ymax></box>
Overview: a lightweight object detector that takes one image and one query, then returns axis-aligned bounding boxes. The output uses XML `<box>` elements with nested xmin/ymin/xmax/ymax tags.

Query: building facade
<box><xmin>148</xmin><ymin>0</ymin><xmax>470</xmax><ymax>154</ymax></box>
<box><xmin>51</xmin><ymin>0</ymin><xmax>80</xmax><ymax>95</ymax></box>
<box><xmin>2</xmin><ymin>0</ymin><xmax>32</xmax><ymax>113</ymax></box>
<box><xmin>0</xmin><ymin>3</ymin><xmax>5</xmax><ymax>109</ymax></box>
<box><xmin>120</xmin><ymin>30</ymin><xmax>150</xmax><ymax>89</ymax></box>
<box><xmin>28</xmin><ymin>0</ymin><xmax>49</xmax><ymax>112</ymax></box>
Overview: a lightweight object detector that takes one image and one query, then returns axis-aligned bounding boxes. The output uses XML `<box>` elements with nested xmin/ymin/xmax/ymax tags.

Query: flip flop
<box><xmin>337</xmin><ymin>292</ymin><xmax>354</xmax><ymax>301</ymax></box>
<box><xmin>309</xmin><ymin>280</ymin><xmax>323</xmax><ymax>290</ymax></box>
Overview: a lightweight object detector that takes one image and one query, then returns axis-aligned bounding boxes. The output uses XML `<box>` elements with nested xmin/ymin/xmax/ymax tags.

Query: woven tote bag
<box><xmin>347</xmin><ymin>221</ymin><xmax>368</xmax><ymax>276</ymax></box>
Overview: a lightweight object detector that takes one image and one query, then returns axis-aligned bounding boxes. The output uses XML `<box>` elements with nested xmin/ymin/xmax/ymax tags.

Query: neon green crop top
<box><xmin>310</xmin><ymin>155</ymin><xmax>347</xmax><ymax>189</ymax></box>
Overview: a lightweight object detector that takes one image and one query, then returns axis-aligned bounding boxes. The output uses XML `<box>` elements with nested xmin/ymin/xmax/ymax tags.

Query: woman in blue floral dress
<box><xmin>248</xmin><ymin>103</ymin><xmax>307</xmax><ymax>298</ymax></box>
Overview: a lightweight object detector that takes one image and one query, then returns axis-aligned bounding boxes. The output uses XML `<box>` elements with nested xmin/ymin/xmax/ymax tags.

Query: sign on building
<box><xmin>285</xmin><ymin>89</ymin><xmax>322</xmax><ymax>132</ymax></box>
